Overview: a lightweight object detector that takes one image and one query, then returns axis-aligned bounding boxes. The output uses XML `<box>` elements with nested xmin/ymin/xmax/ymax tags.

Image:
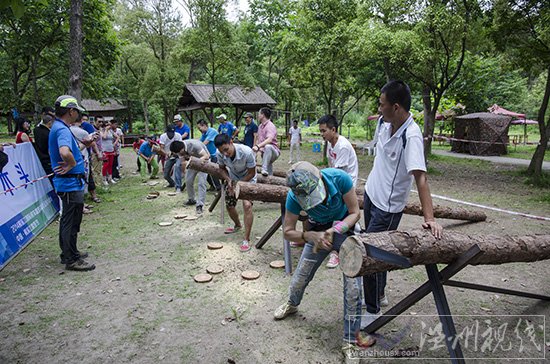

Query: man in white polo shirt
<box><xmin>318</xmin><ymin>114</ymin><xmax>359</xmax><ymax>268</ymax></box>
<box><xmin>214</xmin><ymin>134</ymin><xmax>257</xmax><ymax>253</ymax></box>
<box><xmin>362</xmin><ymin>80</ymin><xmax>442</xmax><ymax>328</ymax></box>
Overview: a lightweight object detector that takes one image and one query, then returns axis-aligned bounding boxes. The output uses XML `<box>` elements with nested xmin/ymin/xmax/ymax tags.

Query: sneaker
<box><xmin>240</xmin><ymin>240</ymin><xmax>251</xmax><ymax>252</ymax></box>
<box><xmin>360</xmin><ymin>311</ymin><xmax>381</xmax><ymax>330</ymax></box>
<box><xmin>185</xmin><ymin>199</ymin><xmax>197</xmax><ymax>206</ymax></box>
<box><xmin>176</xmin><ymin>188</ymin><xmax>182</xmax><ymax>193</ymax></box>
<box><xmin>274</xmin><ymin>302</ymin><xmax>298</xmax><ymax>320</ymax></box>
<box><xmin>380</xmin><ymin>295</ymin><xmax>389</xmax><ymax>307</ymax></box>
<box><xmin>196</xmin><ymin>205</ymin><xmax>203</xmax><ymax>215</ymax></box>
<box><xmin>341</xmin><ymin>342</ymin><xmax>361</xmax><ymax>362</ymax></box>
<box><xmin>261</xmin><ymin>169</ymin><xmax>269</xmax><ymax>176</ymax></box>
<box><xmin>60</xmin><ymin>252</ymin><xmax>88</xmax><ymax>264</ymax></box>
<box><xmin>326</xmin><ymin>252</ymin><xmax>339</xmax><ymax>268</ymax></box>
<box><xmin>288</xmin><ymin>161</ymin><xmax>292</xmax><ymax>164</ymax></box>
<box><xmin>102</xmin><ymin>180</ymin><xmax>109</xmax><ymax>186</ymax></box>
<box><xmin>109</xmin><ymin>179</ymin><xmax>117</xmax><ymax>184</ymax></box>
<box><xmin>65</xmin><ymin>258</ymin><xmax>95</xmax><ymax>271</ymax></box>
<box><xmin>113</xmin><ymin>178</ymin><xmax>120</xmax><ymax>182</ymax></box>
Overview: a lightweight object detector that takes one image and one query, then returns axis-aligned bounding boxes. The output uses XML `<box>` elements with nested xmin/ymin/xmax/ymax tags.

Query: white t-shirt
<box><xmin>327</xmin><ymin>135</ymin><xmax>359</xmax><ymax>187</ymax></box>
<box><xmin>159</xmin><ymin>132</ymin><xmax>182</xmax><ymax>154</ymax></box>
<box><xmin>365</xmin><ymin>114</ymin><xmax>426</xmax><ymax>213</ymax></box>
<box><xmin>289</xmin><ymin>127</ymin><xmax>301</xmax><ymax>144</ymax></box>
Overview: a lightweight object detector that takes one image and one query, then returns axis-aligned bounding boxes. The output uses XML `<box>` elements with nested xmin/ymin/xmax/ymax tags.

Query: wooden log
<box><xmin>187</xmin><ymin>157</ymin><xmax>230</xmax><ymax>181</ymax></box>
<box><xmin>256</xmin><ymin>165</ymin><xmax>287</xmax><ymax>178</ymax></box>
<box><xmin>235</xmin><ymin>182</ymin><xmax>289</xmax><ymax>203</ymax></box>
<box><xmin>189</xmin><ymin>157</ymin><xmax>486</xmax><ymax>222</ymax></box>
<box><xmin>257</xmin><ymin>174</ymin><xmax>287</xmax><ymax>186</ymax></box>
<box><xmin>339</xmin><ymin>229</ymin><xmax>550</xmax><ymax>277</ymax></box>
<box><xmin>355</xmin><ymin>194</ymin><xmax>486</xmax><ymax>222</ymax></box>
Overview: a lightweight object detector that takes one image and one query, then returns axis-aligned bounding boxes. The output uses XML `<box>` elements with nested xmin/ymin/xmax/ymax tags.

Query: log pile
<box><xmin>187</xmin><ymin>157</ymin><xmax>487</xmax><ymax>222</ymax></box>
<box><xmin>339</xmin><ymin>229</ymin><xmax>550</xmax><ymax>277</ymax></box>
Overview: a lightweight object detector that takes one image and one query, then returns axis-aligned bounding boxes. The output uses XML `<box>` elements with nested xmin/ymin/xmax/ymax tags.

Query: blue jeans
<box><xmin>164</xmin><ymin>156</ymin><xmax>182</xmax><ymax>189</ymax></box>
<box><xmin>288</xmin><ymin>236</ymin><xmax>363</xmax><ymax>343</ymax></box>
<box><xmin>362</xmin><ymin>192</ymin><xmax>403</xmax><ymax>314</ymax></box>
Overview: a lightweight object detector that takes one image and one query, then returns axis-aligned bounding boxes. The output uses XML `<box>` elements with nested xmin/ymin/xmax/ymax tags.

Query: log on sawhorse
<box><xmin>360</xmin><ymin>245</ymin><xmax>550</xmax><ymax>363</ymax></box>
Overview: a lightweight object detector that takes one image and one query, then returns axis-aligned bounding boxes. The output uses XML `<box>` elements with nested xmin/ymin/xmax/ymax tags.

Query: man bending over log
<box><xmin>214</xmin><ymin>134</ymin><xmax>257</xmax><ymax>252</ymax></box>
<box><xmin>170</xmin><ymin>140</ymin><xmax>210</xmax><ymax>215</ymax></box>
<box><xmin>362</xmin><ymin>80</ymin><xmax>442</xmax><ymax>328</ymax></box>
<box><xmin>273</xmin><ymin>161</ymin><xmax>375</xmax><ymax>360</ymax></box>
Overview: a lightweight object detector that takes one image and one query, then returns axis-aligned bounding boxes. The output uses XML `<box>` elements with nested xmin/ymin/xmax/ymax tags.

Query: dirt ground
<box><xmin>0</xmin><ymin>145</ymin><xmax>549</xmax><ymax>364</ymax></box>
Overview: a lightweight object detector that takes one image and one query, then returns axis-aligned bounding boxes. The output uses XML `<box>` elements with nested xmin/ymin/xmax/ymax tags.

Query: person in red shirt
<box><xmin>15</xmin><ymin>117</ymin><xmax>33</xmax><ymax>144</ymax></box>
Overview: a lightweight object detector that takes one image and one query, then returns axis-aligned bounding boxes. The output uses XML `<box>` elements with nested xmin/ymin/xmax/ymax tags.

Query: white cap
<box><xmin>216</xmin><ymin>113</ymin><xmax>227</xmax><ymax>121</ymax></box>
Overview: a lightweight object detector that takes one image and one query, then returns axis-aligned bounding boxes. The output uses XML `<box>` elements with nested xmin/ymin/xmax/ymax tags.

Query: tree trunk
<box><xmin>422</xmin><ymin>85</ymin><xmax>435</xmax><ymax>158</ymax></box>
<box><xmin>339</xmin><ymin>230</ymin><xmax>550</xmax><ymax>277</ymax></box>
<box><xmin>527</xmin><ymin>66</ymin><xmax>550</xmax><ymax>178</ymax></box>
<box><xmin>143</xmin><ymin>99</ymin><xmax>150</xmax><ymax>134</ymax></box>
<box><xmin>257</xmin><ymin>174</ymin><xmax>287</xmax><ymax>186</ymax></box>
<box><xmin>68</xmin><ymin>0</ymin><xmax>83</xmax><ymax>101</ymax></box>
<box><xmin>31</xmin><ymin>56</ymin><xmax>40</xmax><ymax>123</ymax></box>
<box><xmin>256</xmin><ymin>166</ymin><xmax>287</xmax><ymax>178</ymax></box>
<box><xmin>187</xmin><ymin>157</ymin><xmax>230</xmax><ymax>181</ymax></box>
<box><xmin>190</xmin><ymin>158</ymin><xmax>486</xmax><ymax>221</ymax></box>
<box><xmin>234</xmin><ymin>182</ymin><xmax>289</xmax><ymax>203</ymax></box>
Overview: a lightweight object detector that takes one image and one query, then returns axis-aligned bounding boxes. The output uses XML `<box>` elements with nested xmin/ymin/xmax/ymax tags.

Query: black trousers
<box><xmin>207</xmin><ymin>156</ymin><xmax>221</xmax><ymax>190</ymax></box>
<box><xmin>88</xmin><ymin>156</ymin><xmax>96</xmax><ymax>192</ymax></box>
<box><xmin>112</xmin><ymin>154</ymin><xmax>120</xmax><ymax>179</ymax></box>
<box><xmin>58</xmin><ymin>190</ymin><xmax>84</xmax><ymax>265</ymax></box>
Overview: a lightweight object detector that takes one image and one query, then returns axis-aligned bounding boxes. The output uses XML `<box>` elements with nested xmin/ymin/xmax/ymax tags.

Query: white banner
<box><xmin>0</xmin><ymin>142</ymin><xmax>59</xmax><ymax>270</ymax></box>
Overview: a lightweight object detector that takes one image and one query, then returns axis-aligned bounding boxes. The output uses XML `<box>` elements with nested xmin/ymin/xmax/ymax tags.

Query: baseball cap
<box><xmin>287</xmin><ymin>161</ymin><xmax>326</xmax><ymax>211</ymax></box>
<box><xmin>244</xmin><ymin>112</ymin><xmax>253</xmax><ymax>118</ymax></box>
<box><xmin>216</xmin><ymin>113</ymin><xmax>227</xmax><ymax>120</ymax></box>
<box><xmin>55</xmin><ymin>95</ymin><xmax>86</xmax><ymax>112</ymax></box>
<box><xmin>173</xmin><ymin>114</ymin><xmax>182</xmax><ymax>121</ymax></box>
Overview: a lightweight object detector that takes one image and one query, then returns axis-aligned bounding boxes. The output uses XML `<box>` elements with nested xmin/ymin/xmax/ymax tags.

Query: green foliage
<box><xmin>0</xmin><ymin>0</ymin><xmax>119</xmax><ymax>114</ymax></box>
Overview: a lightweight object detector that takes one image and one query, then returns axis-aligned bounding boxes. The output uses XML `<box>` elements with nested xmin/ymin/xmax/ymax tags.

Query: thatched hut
<box><xmin>451</xmin><ymin>112</ymin><xmax>511</xmax><ymax>156</ymax></box>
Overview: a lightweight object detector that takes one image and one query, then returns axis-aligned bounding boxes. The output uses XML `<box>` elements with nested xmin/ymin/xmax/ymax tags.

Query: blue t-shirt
<box><xmin>81</xmin><ymin>121</ymin><xmax>96</xmax><ymax>134</ymax></box>
<box><xmin>200</xmin><ymin>127</ymin><xmax>219</xmax><ymax>157</ymax></box>
<box><xmin>48</xmin><ymin>119</ymin><xmax>86</xmax><ymax>192</ymax></box>
<box><xmin>80</xmin><ymin>121</ymin><xmax>96</xmax><ymax>154</ymax></box>
<box><xmin>139</xmin><ymin>142</ymin><xmax>155</xmax><ymax>158</ymax></box>
<box><xmin>175</xmin><ymin>124</ymin><xmax>190</xmax><ymax>140</ymax></box>
<box><xmin>218</xmin><ymin>122</ymin><xmax>237</xmax><ymax>137</ymax></box>
<box><xmin>243</xmin><ymin>121</ymin><xmax>258</xmax><ymax>148</ymax></box>
<box><xmin>286</xmin><ymin>168</ymin><xmax>353</xmax><ymax>224</ymax></box>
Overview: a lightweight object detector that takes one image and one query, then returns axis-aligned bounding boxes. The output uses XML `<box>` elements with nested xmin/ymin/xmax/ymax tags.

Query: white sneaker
<box><xmin>109</xmin><ymin>179</ymin><xmax>117</xmax><ymax>184</ymax></box>
<box><xmin>176</xmin><ymin>188</ymin><xmax>181</xmax><ymax>193</ymax></box>
<box><xmin>326</xmin><ymin>252</ymin><xmax>339</xmax><ymax>268</ymax></box>
<box><xmin>261</xmin><ymin>168</ymin><xmax>269</xmax><ymax>176</ymax></box>
<box><xmin>360</xmin><ymin>311</ymin><xmax>381</xmax><ymax>330</ymax></box>
<box><xmin>102</xmin><ymin>180</ymin><xmax>109</xmax><ymax>186</ymax></box>
<box><xmin>274</xmin><ymin>302</ymin><xmax>298</xmax><ymax>320</ymax></box>
<box><xmin>380</xmin><ymin>295</ymin><xmax>389</xmax><ymax>307</ymax></box>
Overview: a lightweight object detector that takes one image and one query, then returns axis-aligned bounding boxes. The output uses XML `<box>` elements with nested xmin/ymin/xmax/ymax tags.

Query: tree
<box><xmin>492</xmin><ymin>0</ymin><xmax>550</xmax><ymax>181</ymax></box>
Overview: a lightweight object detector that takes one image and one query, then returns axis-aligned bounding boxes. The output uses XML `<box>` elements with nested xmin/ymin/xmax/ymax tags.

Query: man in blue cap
<box><xmin>49</xmin><ymin>95</ymin><xmax>95</xmax><ymax>271</ymax></box>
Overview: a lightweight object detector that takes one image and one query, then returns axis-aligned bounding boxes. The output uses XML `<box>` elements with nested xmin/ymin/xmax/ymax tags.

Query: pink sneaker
<box><xmin>326</xmin><ymin>252</ymin><xmax>339</xmax><ymax>268</ymax></box>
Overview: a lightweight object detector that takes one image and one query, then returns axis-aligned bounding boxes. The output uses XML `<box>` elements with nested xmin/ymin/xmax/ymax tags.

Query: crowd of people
<box><xmin>9</xmin><ymin>80</ymin><xmax>443</xmax><ymax>361</ymax></box>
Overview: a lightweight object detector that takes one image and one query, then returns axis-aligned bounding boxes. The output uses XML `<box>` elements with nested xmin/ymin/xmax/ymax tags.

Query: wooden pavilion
<box><xmin>176</xmin><ymin>84</ymin><xmax>276</xmax><ymax>138</ymax></box>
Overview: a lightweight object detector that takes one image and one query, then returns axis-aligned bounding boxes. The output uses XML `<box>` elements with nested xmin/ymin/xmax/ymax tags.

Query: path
<box><xmin>432</xmin><ymin>150</ymin><xmax>550</xmax><ymax>170</ymax></box>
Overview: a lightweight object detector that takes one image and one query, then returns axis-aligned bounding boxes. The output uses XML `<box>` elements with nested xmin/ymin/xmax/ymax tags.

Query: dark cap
<box><xmin>244</xmin><ymin>112</ymin><xmax>254</xmax><ymax>118</ymax></box>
